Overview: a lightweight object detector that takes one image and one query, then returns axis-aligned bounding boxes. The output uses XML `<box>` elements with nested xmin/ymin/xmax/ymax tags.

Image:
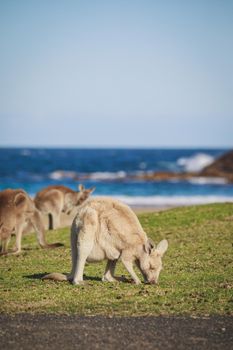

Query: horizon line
<box><xmin>0</xmin><ymin>145</ymin><xmax>232</xmax><ymax>150</ymax></box>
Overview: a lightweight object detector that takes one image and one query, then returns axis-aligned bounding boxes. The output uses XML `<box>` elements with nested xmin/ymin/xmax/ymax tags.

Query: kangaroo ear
<box><xmin>157</xmin><ymin>239</ymin><xmax>168</xmax><ymax>256</ymax></box>
<box><xmin>14</xmin><ymin>192</ymin><xmax>27</xmax><ymax>208</ymax></box>
<box><xmin>78</xmin><ymin>184</ymin><xmax>85</xmax><ymax>192</ymax></box>
<box><xmin>86</xmin><ymin>187</ymin><xmax>95</xmax><ymax>194</ymax></box>
<box><xmin>144</xmin><ymin>238</ymin><xmax>155</xmax><ymax>254</ymax></box>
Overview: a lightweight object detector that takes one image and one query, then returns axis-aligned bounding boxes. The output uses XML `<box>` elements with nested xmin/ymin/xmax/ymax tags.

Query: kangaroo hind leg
<box><xmin>102</xmin><ymin>260</ymin><xmax>118</xmax><ymax>282</ymax></box>
<box><xmin>72</xmin><ymin>209</ymin><xmax>97</xmax><ymax>285</ymax></box>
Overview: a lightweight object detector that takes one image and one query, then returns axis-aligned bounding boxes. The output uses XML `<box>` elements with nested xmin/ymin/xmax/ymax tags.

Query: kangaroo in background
<box><xmin>43</xmin><ymin>197</ymin><xmax>168</xmax><ymax>285</ymax></box>
<box><xmin>0</xmin><ymin>189</ymin><xmax>62</xmax><ymax>256</ymax></box>
<box><xmin>34</xmin><ymin>184</ymin><xmax>95</xmax><ymax>230</ymax></box>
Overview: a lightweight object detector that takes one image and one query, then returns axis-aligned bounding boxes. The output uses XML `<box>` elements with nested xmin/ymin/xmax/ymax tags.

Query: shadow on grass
<box><xmin>24</xmin><ymin>273</ymin><xmax>53</xmax><ymax>280</ymax></box>
<box><xmin>24</xmin><ymin>273</ymin><xmax>102</xmax><ymax>282</ymax></box>
<box><xmin>24</xmin><ymin>273</ymin><xmax>132</xmax><ymax>283</ymax></box>
<box><xmin>83</xmin><ymin>274</ymin><xmax>132</xmax><ymax>283</ymax></box>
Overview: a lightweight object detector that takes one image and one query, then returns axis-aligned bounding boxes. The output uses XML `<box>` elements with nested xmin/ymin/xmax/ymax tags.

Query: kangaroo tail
<box><xmin>42</xmin><ymin>272</ymin><xmax>68</xmax><ymax>282</ymax></box>
<box><xmin>40</xmin><ymin>242</ymin><xmax>64</xmax><ymax>249</ymax></box>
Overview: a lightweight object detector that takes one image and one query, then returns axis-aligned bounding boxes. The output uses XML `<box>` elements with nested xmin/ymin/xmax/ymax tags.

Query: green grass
<box><xmin>0</xmin><ymin>203</ymin><xmax>233</xmax><ymax>316</ymax></box>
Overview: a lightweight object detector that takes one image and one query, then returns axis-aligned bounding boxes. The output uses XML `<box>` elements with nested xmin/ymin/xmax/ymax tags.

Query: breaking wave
<box><xmin>177</xmin><ymin>153</ymin><xmax>214</xmax><ymax>172</ymax></box>
<box><xmin>20</xmin><ymin>149</ymin><xmax>31</xmax><ymax>157</ymax></box>
<box><xmin>48</xmin><ymin>170</ymin><xmax>127</xmax><ymax>181</ymax></box>
<box><xmin>49</xmin><ymin>170</ymin><xmax>78</xmax><ymax>180</ymax></box>
<box><xmin>88</xmin><ymin>171</ymin><xmax>127</xmax><ymax>181</ymax></box>
<box><xmin>187</xmin><ymin>177</ymin><xmax>227</xmax><ymax>185</ymax></box>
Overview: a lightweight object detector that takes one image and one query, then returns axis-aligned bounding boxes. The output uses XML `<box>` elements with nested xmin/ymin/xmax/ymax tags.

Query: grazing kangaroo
<box><xmin>0</xmin><ymin>189</ymin><xmax>62</xmax><ymax>256</ymax></box>
<box><xmin>43</xmin><ymin>197</ymin><xmax>168</xmax><ymax>285</ymax></box>
<box><xmin>34</xmin><ymin>184</ymin><xmax>95</xmax><ymax>230</ymax></box>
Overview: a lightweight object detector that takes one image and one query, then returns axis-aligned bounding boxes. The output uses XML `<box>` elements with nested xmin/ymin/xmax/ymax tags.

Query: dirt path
<box><xmin>0</xmin><ymin>314</ymin><xmax>232</xmax><ymax>350</ymax></box>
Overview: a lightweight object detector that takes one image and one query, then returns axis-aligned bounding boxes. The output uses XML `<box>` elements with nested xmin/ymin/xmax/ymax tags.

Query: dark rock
<box><xmin>199</xmin><ymin>150</ymin><xmax>233</xmax><ymax>182</ymax></box>
<box><xmin>131</xmin><ymin>171</ymin><xmax>194</xmax><ymax>181</ymax></box>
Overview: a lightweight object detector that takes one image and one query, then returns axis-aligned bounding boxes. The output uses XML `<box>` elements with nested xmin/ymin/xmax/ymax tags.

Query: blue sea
<box><xmin>0</xmin><ymin>148</ymin><xmax>233</xmax><ymax>207</ymax></box>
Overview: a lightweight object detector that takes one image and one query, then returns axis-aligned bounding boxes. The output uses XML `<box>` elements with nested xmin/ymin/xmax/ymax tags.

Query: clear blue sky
<box><xmin>0</xmin><ymin>0</ymin><xmax>232</xmax><ymax>147</ymax></box>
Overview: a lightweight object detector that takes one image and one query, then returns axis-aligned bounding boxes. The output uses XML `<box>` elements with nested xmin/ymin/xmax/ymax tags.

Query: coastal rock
<box><xmin>199</xmin><ymin>150</ymin><xmax>233</xmax><ymax>183</ymax></box>
<box><xmin>131</xmin><ymin>150</ymin><xmax>233</xmax><ymax>183</ymax></box>
<box><xmin>132</xmin><ymin>171</ymin><xmax>194</xmax><ymax>181</ymax></box>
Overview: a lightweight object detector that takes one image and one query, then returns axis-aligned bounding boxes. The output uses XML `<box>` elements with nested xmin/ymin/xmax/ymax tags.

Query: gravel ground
<box><xmin>0</xmin><ymin>314</ymin><xmax>232</xmax><ymax>350</ymax></box>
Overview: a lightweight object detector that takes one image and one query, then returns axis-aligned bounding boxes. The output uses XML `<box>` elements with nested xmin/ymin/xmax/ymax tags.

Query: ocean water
<box><xmin>0</xmin><ymin>148</ymin><xmax>233</xmax><ymax>207</ymax></box>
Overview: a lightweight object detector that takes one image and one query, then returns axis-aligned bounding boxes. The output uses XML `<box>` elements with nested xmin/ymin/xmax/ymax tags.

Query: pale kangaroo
<box><xmin>43</xmin><ymin>197</ymin><xmax>168</xmax><ymax>285</ymax></box>
<box><xmin>34</xmin><ymin>184</ymin><xmax>95</xmax><ymax>230</ymax></box>
<box><xmin>0</xmin><ymin>189</ymin><xmax>62</xmax><ymax>256</ymax></box>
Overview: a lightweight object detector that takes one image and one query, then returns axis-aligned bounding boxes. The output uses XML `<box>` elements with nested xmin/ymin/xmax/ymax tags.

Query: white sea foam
<box><xmin>48</xmin><ymin>170</ymin><xmax>127</xmax><ymax>181</ymax></box>
<box><xmin>20</xmin><ymin>149</ymin><xmax>31</xmax><ymax>156</ymax></box>
<box><xmin>188</xmin><ymin>177</ymin><xmax>227</xmax><ymax>185</ymax></box>
<box><xmin>108</xmin><ymin>195</ymin><xmax>233</xmax><ymax>207</ymax></box>
<box><xmin>177</xmin><ymin>153</ymin><xmax>214</xmax><ymax>172</ymax></box>
<box><xmin>48</xmin><ymin>170</ymin><xmax>228</xmax><ymax>185</ymax></box>
<box><xmin>49</xmin><ymin>170</ymin><xmax>77</xmax><ymax>180</ymax></box>
<box><xmin>88</xmin><ymin>171</ymin><xmax>127</xmax><ymax>181</ymax></box>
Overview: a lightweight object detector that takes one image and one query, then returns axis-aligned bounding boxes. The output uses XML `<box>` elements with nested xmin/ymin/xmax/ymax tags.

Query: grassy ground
<box><xmin>0</xmin><ymin>203</ymin><xmax>233</xmax><ymax>316</ymax></box>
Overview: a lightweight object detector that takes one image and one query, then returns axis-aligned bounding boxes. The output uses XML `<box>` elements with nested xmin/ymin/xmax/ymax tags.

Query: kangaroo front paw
<box><xmin>132</xmin><ymin>279</ymin><xmax>141</xmax><ymax>285</ymax></box>
<box><xmin>102</xmin><ymin>275</ymin><xmax>117</xmax><ymax>282</ymax></box>
<box><xmin>3</xmin><ymin>248</ymin><xmax>21</xmax><ymax>256</ymax></box>
<box><xmin>72</xmin><ymin>279</ymin><xmax>85</xmax><ymax>285</ymax></box>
